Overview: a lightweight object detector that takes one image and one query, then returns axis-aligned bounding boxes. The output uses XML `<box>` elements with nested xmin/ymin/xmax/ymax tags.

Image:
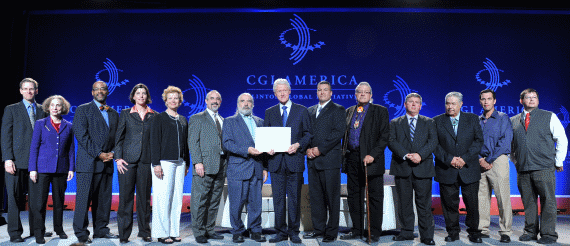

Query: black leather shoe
<box><xmin>519</xmin><ymin>233</ymin><xmax>538</xmax><ymax>241</ymax></box>
<box><xmin>94</xmin><ymin>233</ymin><xmax>119</xmax><ymax>239</ymax></box>
<box><xmin>322</xmin><ymin>235</ymin><xmax>337</xmax><ymax>242</ymax></box>
<box><xmin>366</xmin><ymin>235</ymin><xmax>380</xmax><ymax>243</ymax></box>
<box><xmin>290</xmin><ymin>235</ymin><xmax>302</xmax><ymax>243</ymax></box>
<box><xmin>340</xmin><ymin>232</ymin><xmax>361</xmax><ymax>240</ymax></box>
<box><xmin>36</xmin><ymin>237</ymin><xmax>46</xmax><ymax>244</ymax></box>
<box><xmin>393</xmin><ymin>235</ymin><xmax>414</xmax><ymax>241</ymax></box>
<box><xmin>195</xmin><ymin>235</ymin><xmax>207</xmax><ymax>244</ymax></box>
<box><xmin>303</xmin><ymin>232</ymin><xmax>323</xmax><ymax>239</ymax></box>
<box><xmin>500</xmin><ymin>235</ymin><xmax>511</xmax><ymax>243</ymax></box>
<box><xmin>251</xmin><ymin>232</ymin><xmax>266</xmax><ymax>242</ymax></box>
<box><xmin>78</xmin><ymin>238</ymin><xmax>93</xmax><ymax>244</ymax></box>
<box><xmin>170</xmin><ymin>237</ymin><xmax>182</xmax><ymax>242</ymax></box>
<box><xmin>120</xmin><ymin>239</ymin><xmax>129</xmax><ymax>244</ymax></box>
<box><xmin>537</xmin><ymin>237</ymin><xmax>557</xmax><ymax>244</ymax></box>
<box><xmin>469</xmin><ymin>234</ymin><xmax>482</xmax><ymax>243</ymax></box>
<box><xmin>158</xmin><ymin>237</ymin><xmax>174</xmax><ymax>244</ymax></box>
<box><xmin>10</xmin><ymin>237</ymin><xmax>24</xmax><ymax>243</ymax></box>
<box><xmin>206</xmin><ymin>232</ymin><xmax>224</xmax><ymax>239</ymax></box>
<box><xmin>45</xmin><ymin>232</ymin><xmax>53</xmax><ymax>237</ymax></box>
<box><xmin>445</xmin><ymin>235</ymin><xmax>459</xmax><ymax>242</ymax></box>
<box><xmin>141</xmin><ymin>236</ymin><xmax>152</xmax><ymax>242</ymax></box>
<box><xmin>480</xmin><ymin>234</ymin><xmax>490</xmax><ymax>238</ymax></box>
<box><xmin>269</xmin><ymin>235</ymin><xmax>288</xmax><ymax>243</ymax></box>
<box><xmin>58</xmin><ymin>232</ymin><xmax>68</xmax><ymax>239</ymax></box>
<box><xmin>421</xmin><ymin>238</ymin><xmax>436</xmax><ymax>245</ymax></box>
<box><xmin>233</xmin><ymin>234</ymin><xmax>245</xmax><ymax>243</ymax></box>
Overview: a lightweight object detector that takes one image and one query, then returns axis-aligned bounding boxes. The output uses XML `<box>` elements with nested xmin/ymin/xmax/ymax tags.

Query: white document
<box><xmin>255</xmin><ymin>127</ymin><xmax>291</xmax><ymax>152</ymax></box>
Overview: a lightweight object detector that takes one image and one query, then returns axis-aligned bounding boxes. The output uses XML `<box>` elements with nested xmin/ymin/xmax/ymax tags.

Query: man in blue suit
<box><xmin>72</xmin><ymin>81</ymin><xmax>119</xmax><ymax>244</ymax></box>
<box><xmin>264</xmin><ymin>79</ymin><xmax>312</xmax><ymax>244</ymax></box>
<box><xmin>222</xmin><ymin>93</ymin><xmax>269</xmax><ymax>243</ymax></box>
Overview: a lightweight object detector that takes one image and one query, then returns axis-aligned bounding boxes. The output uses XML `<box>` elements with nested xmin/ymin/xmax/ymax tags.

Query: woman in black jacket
<box><xmin>150</xmin><ymin>86</ymin><xmax>190</xmax><ymax>244</ymax></box>
<box><xmin>114</xmin><ymin>84</ymin><xmax>158</xmax><ymax>243</ymax></box>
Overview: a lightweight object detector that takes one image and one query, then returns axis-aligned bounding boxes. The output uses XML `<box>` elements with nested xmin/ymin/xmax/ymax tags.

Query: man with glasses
<box><xmin>510</xmin><ymin>88</ymin><xmax>567</xmax><ymax>244</ymax></box>
<box><xmin>73</xmin><ymin>81</ymin><xmax>119</xmax><ymax>244</ymax></box>
<box><xmin>341</xmin><ymin>82</ymin><xmax>389</xmax><ymax>242</ymax></box>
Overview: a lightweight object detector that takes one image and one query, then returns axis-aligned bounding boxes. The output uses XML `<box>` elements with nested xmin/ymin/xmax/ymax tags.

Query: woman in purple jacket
<box><xmin>28</xmin><ymin>95</ymin><xmax>75</xmax><ymax>244</ymax></box>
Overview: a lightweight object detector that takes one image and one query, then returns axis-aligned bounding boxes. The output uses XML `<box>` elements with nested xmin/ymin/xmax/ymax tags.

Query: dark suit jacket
<box><xmin>264</xmin><ymin>102</ymin><xmax>312</xmax><ymax>173</ymax></box>
<box><xmin>342</xmin><ymin>104</ymin><xmax>390</xmax><ymax>176</ymax></box>
<box><xmin>222</xmin><ymin>114</ymin><xmax>266</xmax><ymax>180</ymax></box>
<box><xmin>188</xmin><ymin>110</ymin><xmax>226</xmax><ymax>175</ymax></box>
<box><xmin>114</xmin><ymin>108</ymin><xmax>158</xmax><ymax>164</ymax></box>
<box><xmin>73</xmin><ymin>101</ymin><xmax>119</xmax><ymax>173</ymax></box>
<box><xmin>29</xmin><ymin>117</ymin><xmax>75</xmax><ymax>173</ymax></box>
<box><xmin>1</xmin><ymin>101</ymin><xmax>48</xmax><ymax>169</ymax></box>
<box><xmin>433</xmin><ymin>112</ymin><xmax>484</xmax><ymax>185</ymax></box>
<box><xmin>388</xmin><ymin>114</ymin><xmax>437</xmax><ymax>178</ymax></box>
<box><xmin>307</xmin><ymin>101</ymin><xmax>346</xmax><ymax>170</ymax></box>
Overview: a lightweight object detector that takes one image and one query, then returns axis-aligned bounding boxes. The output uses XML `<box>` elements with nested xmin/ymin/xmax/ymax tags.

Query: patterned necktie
<box><xmin>452</xmin><ymin>118</ymin><xmax>458</xmax><ymax>136</ymax></box>
<box><xmin>28</xmin><ymin>105</ymin><xmax>35</xmax><ymax>129</ymax></box>
<box><xmin>282</xmin><ymin>105</ymin><xmax>288</xmax><ymax>127</ymax></box>
<box><xmin>410</xmin><ymin>117</ymin><xmax>415</xmax><ymax>141</ymax></box>
<box><xmin>214</xmin><ymin>113</ymin><xmax>222</xmax><ymax>137</ymax></box>
<box><xmin>525</xmin><ymin>112</ymin><xmax>530</xmax><ymax>131</ymax></box>
<box><xmin>316</xmin><ymin>105</ymin><xmax>322</xmax><ymax>118</ymax></box>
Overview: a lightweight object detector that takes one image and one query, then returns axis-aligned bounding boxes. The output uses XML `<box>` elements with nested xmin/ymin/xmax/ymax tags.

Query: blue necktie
<box><xmin>282</xmin><ymin>105</ymin><xmax>288</xmax><ymax>127</ymax></box>
<box><xmin>410</xmin><ymin>117</ymin><xmax>415</xmax><ymax>142</ymax></box>
<box><xmin>452</xmin><ymin>118</ymin><xmax>458</xmax><ymax>136</ymax></box>
<box><xmin>28</xmin><ymin>105</ymin><xmax>36</xmax><ymax>129</ymax></box>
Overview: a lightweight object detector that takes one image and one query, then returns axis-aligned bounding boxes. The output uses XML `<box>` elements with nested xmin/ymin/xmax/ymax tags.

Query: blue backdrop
<box><xmin>22</xmin><ymin>8</ymin><xmax>570</xmax><ymax>196</ymax></box>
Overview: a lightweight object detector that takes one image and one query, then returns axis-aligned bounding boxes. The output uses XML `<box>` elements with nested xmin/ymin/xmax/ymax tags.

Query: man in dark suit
<box><xmin>1</xmin><ymin>78</ymin><xmax>48</xmax><ymax>242</ymax></box>
<box><xmin>341</xmin><ymin>82</ymin><xmax>389</xmax><ymax>242</ymax></box>
<box><xmin>72</xmin><ymin>81</ymin><xmax>119</xmax><ymax>244</ymax></box>
<box><xmin>433</xmin><ymin>91</ymin><xmax>484</xmax><ymax>243</ymax></box>
<box><xmin>222</xmin><ymin>93</ymin><xmax>269</xmax><ymax>243</ymax></box>
<box><xmin>388</xmin><ymin>93</ymin><xmax>437</xmax><ymax>245</ymax></box>
<box><xmin>264</xmin><ymin>78</ymin><xmax>312</xmax><ymax>244</ymax></box>
<box><xmin>189</xmin><ymin>90</ymin><xmax>227</xmax><ymax>244</ymax></box>
<box><xmin>304</xmin><ymin>81</ymin><xmax>345</xmax><ymax>242</ymax></box>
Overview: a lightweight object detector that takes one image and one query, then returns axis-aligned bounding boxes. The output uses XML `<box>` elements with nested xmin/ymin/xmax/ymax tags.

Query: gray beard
<box><xmin>239</xmin><ymin>108</ymin><xmax>252</xmax><ymax>116</ymax></box>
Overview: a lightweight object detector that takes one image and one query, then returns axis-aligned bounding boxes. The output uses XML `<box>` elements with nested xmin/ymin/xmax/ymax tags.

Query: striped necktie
<box><xmin>28</xmin><ymin>105</ymin><xmax>36</xmax><ymax>129</ymax></box>
<box><xmin>410</xmin><ymin>117</ymin><xmax>415</xmax><ymax>142</ymax></box>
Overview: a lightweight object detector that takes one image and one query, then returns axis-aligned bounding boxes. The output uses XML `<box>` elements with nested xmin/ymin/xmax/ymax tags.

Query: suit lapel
<box><xmin>90</xmin><ymin>102</ymin><xmax>109</xmax><ymax>130</ymax></box>
<box><xmin>443</xmin><ymin>116</ymin><xmax>456</xmax><ymax>140</ymax></box>
<box><xmin>402</xmin><ymin>116</ymin><xmax>412</xmax><ymax>143</ymax></box>
<box><xmin>346</xmin><ymin>106</ymin><xmax>355</xmax><ymax>129</ymax></box>
<box><xmin>17</xmin><ymin>102</ymin><xmax>34</xmax><ymax>130</ymax></box>
<box><xmin>237</xmin><ymin>116</ymin><xmax>255</xmax><ymax>145</ymax></box>
<box><xmin>286</xmin><ymin>103</ymin><xmax>300</xmax><ymax>127</ymax></box>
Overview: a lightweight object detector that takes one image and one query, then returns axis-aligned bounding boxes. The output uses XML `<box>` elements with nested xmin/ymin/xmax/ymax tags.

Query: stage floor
<box><xmin>0</xmin><ymin>212</ymin><xmax>568</xmax><ymax>245</ymax></box>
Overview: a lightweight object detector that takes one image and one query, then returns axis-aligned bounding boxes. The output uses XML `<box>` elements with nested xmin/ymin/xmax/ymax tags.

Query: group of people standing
<box><xmin>1</xmin><ymin>77</ymin><xmax>567</xmax><ymax>245</ymax></box>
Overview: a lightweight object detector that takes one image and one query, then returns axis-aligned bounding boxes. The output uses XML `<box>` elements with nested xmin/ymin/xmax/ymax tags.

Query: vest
<box><xmin>511</xmin><ymin>108</ymin><xmax>555</xmax><ymax>172</ymax></box>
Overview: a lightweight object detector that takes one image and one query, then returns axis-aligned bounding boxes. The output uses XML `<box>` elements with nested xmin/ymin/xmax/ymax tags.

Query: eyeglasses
<box><xmin>93</xmin><ymin>87</ymin><xmax>108</xmax><ymax>92</ymax></box>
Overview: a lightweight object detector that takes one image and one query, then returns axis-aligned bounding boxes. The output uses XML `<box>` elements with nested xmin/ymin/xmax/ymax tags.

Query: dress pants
<box><xmin>395</xmin><ymin>174</ymin><xmax>434</xmax><ymax>240</ymax></box>
<box><xmin>345</xmin><ymin>151</ymin><xmax>384</xmax><ymax>237</ymax></box>
<box><xmin>478</xmin><ymin>154</ymin><xmax>512</xmax><ymax>236</ymax></box>
<box><xmin>117</xmin><ymin>162</ymin><xmax>152</xmax><ymax>240</ymax></box>
<box><xmin>517</xmin><ymin>169</ymin><xmax>558</xmax><ymax>240</ymax></box>
<box><xmin>439</xmin><ymin>178</ymin><xmax>480</xmax><ymax>236</ymax></box>
<box><xmin>271</xmin><ymin>161</ymin><xmax>303</xmax><ymax>238</ymax></box>
<box><xmin>5</xmin><ymin>168</ymin><xmax>36</xmax><ymax>240</ymax></box>
<box><xmin>31</xmin><ymin>173</ymin><xmax>67</xmax><ymax>239</ymax></box>
<box><xmin>190</xmin><ymin>161</ymin><xmax>225</xmax><ymax>238</ymax></box>
<box><xmin>152</xmin><ymin>159</ymin><xmax>185</xmax><ymax>238</ymax></box>
<box><xmin>73</xmin><ymin>170</ymin><xmax>113</xmax><ymax>241</ymax></box>
<box><xmin>227</xmin><ymin>175</ymin><xmax>263</xmax><ymax>235</ymax></box>
<box><xmin>307</xmin><ymin>167</ymin><xmax>340</xmax><ymax>238</ymax></box>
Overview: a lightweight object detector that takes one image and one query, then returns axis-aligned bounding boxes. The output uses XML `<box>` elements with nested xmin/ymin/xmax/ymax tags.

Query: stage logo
<box><xmin>279</xmin><ymin>14</ymin><xmax>325</xmax><ymax>65</ymax></box>
<box><xmin>476</xmin><ymin>58</ymin><xmax>511</xmax><ymax>91</ymax></box>
<box><xmin>95</xmin><ymin>58</ymin><xmax>130</xmax><ymax>95</ymax></box>
<box><xmin>558</xmin><ymin>106</ymin><xmax>570</xmax><ymax>129</ymax></box>
<box><xmin>383</xmin><ymin>75</ymin><xmax>424</xmax><ymax>118</ymax></box>
<box><xmin>181</xmin><ymin>75</ymin><xmax>208</xmax><ymax>117</ymax></box>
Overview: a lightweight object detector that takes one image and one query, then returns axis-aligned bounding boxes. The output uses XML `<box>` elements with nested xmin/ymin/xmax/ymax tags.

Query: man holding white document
<box><xmin>263</xmin><ymin>78</ymin><xmax>312</xmax><ymax>244</ymax></box>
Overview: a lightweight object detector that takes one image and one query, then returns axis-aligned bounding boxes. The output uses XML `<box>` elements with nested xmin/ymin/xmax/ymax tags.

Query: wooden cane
<box><xmin>365</xmin><ymin>162</ymin><xmax>371</xmax><ymax>244</ymax></box>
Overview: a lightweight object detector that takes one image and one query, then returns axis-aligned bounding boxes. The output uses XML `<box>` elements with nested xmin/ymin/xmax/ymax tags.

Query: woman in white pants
<box><xmin>150</xmin><ymin>86</ymin><xmax>190</xmax><ymax>244</ymax></box>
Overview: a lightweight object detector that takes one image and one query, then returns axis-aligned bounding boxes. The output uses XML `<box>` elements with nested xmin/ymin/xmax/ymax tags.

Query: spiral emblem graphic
<box><xmin>181</xmin><ymin>75</ymin><xmax>208</xmax><ymax>117</ymax></box>
<box><xmin>558</xmin><ymin>106</ymin><xmax>570</xmax><ymax>129</ymax></box>
<box><xmin>94</xmin><ymin>58</ymin><xmax>130</xmax><ymax>96</ymax></box>
<box><xmin>476</xmin><ymin>58</ymin><xmax>511</xmax><ymax>91</ymax></box>
<box><xmin>279</xmin><ymin>14</ymin><xmax>325</xmax><ymax>65</ymax></box>
<box><xmin>383</xmin><ymin>76</ymin><xmax>423</xmax><ymax>118</ymax></box>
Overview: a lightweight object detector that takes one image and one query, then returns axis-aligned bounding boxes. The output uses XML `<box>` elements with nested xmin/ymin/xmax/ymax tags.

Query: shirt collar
<box><xmin>206</xmin><ymin>108</ymin><xmax>218</xmax><ymax>118</ymax></box>
<box><xmin>318</xmin><ymin>99</ymin><xmax>331</xmax><ymax>109</ymax></box>
<box><xmin>22</xmin><ymin>99</ymin><xmax>35</xmax><ymax>109</ymax></box>
<box><xmin>130</xmin><ymin>105</ymin><xmax>152</xmax><ymax>114</ymax></box>
<box><xmin>450</xmin><ymin>112</ymin><xmax>461</xmax><ymax>121</ymax></box>
<box><xmin>280</xmin><ymin>100</ymin><xmax>292</xmax><ymax>108</ymax></box>
<box><xmin>480</xmin><ymin>109</ymin><xmax>498</xmax><ymax>120</ymax></box>
<box><xmin>93</xmin><ymin>100</ymin><xmax>103</xmax><ymax>108</ymax></box>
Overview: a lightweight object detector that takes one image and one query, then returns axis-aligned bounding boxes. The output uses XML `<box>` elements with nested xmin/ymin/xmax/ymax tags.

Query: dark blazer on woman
<box><xmin>29</xmin><ymin>117</ymin><xmax>75</xmax><ymax>173</ymax></box>
<box><xmin>114</xmin><ymin>108</ymin><xmax>158</xmax><ymax>164</ymax></box>
<box><xmin>150</xmin><ymin>112</ymin><xmax>190</xmax><ymax>166</ymax></box>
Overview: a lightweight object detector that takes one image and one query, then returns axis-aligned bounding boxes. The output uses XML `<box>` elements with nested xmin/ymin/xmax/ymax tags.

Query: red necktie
<box><xmin>525</xmin><ymin>112</ymin><xmax>530</xmax><ymax>131</ymax></box>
